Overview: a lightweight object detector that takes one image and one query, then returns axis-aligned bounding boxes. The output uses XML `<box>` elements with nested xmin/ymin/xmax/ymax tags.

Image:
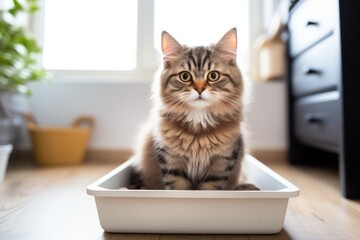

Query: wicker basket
<box><xmin>23</xmin><ymin>114</ymin><xmax>94</xmax><ymax>166</ymax></box>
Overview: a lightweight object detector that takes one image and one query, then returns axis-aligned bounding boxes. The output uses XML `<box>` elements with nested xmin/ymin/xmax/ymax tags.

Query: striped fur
<box><xmin>134</xmin><ymin>28</ymin><xmax>258</xmax><ymax>190</ymax></box>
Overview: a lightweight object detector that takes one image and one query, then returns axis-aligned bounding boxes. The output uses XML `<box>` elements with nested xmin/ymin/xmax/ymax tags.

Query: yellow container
<box><xmin>23</xmin><ymin>114</ymin><xmax>94</xmax><ymax>166</ymax></box>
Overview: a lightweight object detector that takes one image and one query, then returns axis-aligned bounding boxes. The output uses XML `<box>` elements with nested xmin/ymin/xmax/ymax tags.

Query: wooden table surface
<box><xmin>1</xmin><ymin>157</ymin><xmax>359</xmax><ymax>240</ymax></box>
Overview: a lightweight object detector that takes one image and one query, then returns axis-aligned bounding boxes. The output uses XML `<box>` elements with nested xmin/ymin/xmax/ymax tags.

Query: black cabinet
<box><xmin>287</xmin><ymin>0</ymin><xmax>360</xmax><ymax>198</ymax></box>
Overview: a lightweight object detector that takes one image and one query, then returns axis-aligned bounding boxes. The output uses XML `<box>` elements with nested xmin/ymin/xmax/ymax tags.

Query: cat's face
<box><xmin>158</xmin><ymin>29</ymin><xmax>243</xmax><ymax>116</ymax></box>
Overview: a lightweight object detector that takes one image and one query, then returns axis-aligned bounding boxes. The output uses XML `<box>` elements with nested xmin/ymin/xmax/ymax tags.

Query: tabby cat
<box><xmin>131</xmin><ymin>28</ymin><xmax>258</xmax><ymax>191</ymax></box>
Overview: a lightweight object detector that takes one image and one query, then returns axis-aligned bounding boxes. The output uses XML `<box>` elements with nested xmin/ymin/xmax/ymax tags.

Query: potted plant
<box><xmin>0</xmin><ymin>0</ymin><xmax>46</xmax><ymax>146</ymax></box>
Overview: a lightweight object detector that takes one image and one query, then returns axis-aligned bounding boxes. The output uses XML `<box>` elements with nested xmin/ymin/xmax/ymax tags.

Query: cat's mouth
<box><xmin>186</xmin><ymin>89</ymin><xmax>212</xmax><ymax>108</ymax></box>
<box><xmin>196</xmin><ymin>96</ymin><xmax>205</xmax><ymax>100</ymax></box>
<box><xmin>188</xmin><ymin>95</ymin><xmax>211</xmax><ymax>108</ymax></box>
<box><xmin>194</xmin><ymin>95</ymin><xmax>210</xmax><ymax>103</ymax></box>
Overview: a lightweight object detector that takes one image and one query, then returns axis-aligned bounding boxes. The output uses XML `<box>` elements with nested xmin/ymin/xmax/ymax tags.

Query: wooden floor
<box><xmin>0</xmin><ymin>155</ymin><xmax>359</xmax><ymax>240</ymax></box>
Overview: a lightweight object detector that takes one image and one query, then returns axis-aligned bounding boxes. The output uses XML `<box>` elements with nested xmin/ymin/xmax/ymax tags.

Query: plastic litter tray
<box><xmin>87</xmin><ymin>155</ymin><xmax>299</xmax><ymax>234</ymax></box>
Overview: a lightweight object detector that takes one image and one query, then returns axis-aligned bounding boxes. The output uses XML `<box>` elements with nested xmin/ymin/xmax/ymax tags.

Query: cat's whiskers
<box><xmin>212</xmin><ymin>94</ymin><xmax>241</xmax><ymax>114</ymax></box>
<box><xmin>160</xmin><ymin>94</ymin><xmax>188</xmax><ymax>115</ymax></box>
<box><xmin>212</xmin><ymin>99</ymin><xmax>234</xmax><ymax>115</ymax></box>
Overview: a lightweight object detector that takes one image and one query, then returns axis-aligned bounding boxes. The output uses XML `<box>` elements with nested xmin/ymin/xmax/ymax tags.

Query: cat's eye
<box><xmin>207</xmin><ymin>71</ymin><xmax>220</xmax><ymax>81</ymax></box>
<box><xmin>179</xmin><ymin>71</ymin><xmax>192</xmax><ymax>82</ymax></box>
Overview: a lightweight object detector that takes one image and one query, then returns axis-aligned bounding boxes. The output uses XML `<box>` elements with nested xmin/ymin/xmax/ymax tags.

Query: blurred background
<box><xmin>0</xmin><ymin>0</ymin><xmax>287</xmax><ymax>156</ymax></box>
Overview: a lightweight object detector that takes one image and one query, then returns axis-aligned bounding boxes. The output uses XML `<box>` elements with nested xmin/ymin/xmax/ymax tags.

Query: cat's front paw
<box><xmin>235</xmin><ymin>183</ymin><xmax>260</xmax><ymax>191</ymax></box>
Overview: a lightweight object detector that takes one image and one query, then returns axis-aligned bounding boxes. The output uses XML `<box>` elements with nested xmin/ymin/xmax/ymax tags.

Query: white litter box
<box><xmin>87</xmin><ymin>155</ymin><xmax>299</xmax><ymax>234</ymax></box>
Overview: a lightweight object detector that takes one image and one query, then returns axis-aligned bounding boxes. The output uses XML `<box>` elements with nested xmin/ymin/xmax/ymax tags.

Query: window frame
<box><xmin>32</xmin><ymin>0</ymin><xmax>256</xmax><ymax>83</ymax></box>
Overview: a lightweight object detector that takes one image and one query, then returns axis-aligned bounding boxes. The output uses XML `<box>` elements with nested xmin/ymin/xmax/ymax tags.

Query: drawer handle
<box><xmin>306</xmin><ymin>21</ymin><xmax>319</xmax><ymax>27</ymax></box>
<box><xmin>305</xmin><ymin>114</ymin><xmax>323</xmax><ymax>124</ymax></box>
<box><xmin>303</xmin><ymin>67</ymin><xmax>322</xmax><ymax>76</ymax></box>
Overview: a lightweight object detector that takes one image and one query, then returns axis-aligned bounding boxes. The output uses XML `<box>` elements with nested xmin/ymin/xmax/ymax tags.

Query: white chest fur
<box><xmin>185</xmin><ymin>109</ymin><xmax>216</xmax><ymax>128</ymax></box>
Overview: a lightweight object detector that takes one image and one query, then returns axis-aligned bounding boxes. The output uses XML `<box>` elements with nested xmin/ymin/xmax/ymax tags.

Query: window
<box><xmin>154</xmin><ymin>0</ymin><xmax>249</xmax><ymax>56</ymax></box>
<box><xmin>39</xmin><ymin>0</ymin><xmax>250</xmax><ymax>80</ymax></box>
<box><xmin>42</xmin><ymin>0</ymin><xmax>138</xmax><ymax>71</ymax></box>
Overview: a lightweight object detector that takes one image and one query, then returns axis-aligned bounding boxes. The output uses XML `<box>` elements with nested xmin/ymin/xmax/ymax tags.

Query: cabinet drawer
<box><xmin>294</xmin><ymin>91</ymin><xmax>340</xmax><ymax>152</ymax></box>
<box><xmin>289</xmin><ymin>0</ymin><xmax>337</xmax><ymax>57</ymax></box>
<box><xmin>292</xmin><ymin>35</ymin><xmax>340</xmax><ymax>97</ymax></box>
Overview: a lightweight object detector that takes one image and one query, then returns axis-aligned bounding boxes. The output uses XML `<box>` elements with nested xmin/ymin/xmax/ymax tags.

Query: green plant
<box><xmin>0</xmin><ymin>0</ymin><xmax>46</xmax><ymax>95</ymax></box>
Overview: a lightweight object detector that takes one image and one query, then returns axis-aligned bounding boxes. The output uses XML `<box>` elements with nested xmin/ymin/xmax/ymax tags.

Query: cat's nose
<box><xmin>195</xmin><ymin>87</ymin><xmax>205</xmax><ymax>94</ymax></box>
<box><xmin>194</xmin><ymin>80</ymin><xmax>206</xmax><ymax>95</ymax></box>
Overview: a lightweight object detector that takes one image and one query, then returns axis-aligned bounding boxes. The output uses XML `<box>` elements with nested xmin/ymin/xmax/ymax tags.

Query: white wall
<box><xmin>26</xmin><ymin>81</ymin><xmax>152</xmax><ymax>150</ymax></box>
<box><xmin>22</xmin><ymin>79</ymin><xmax>287</xmax><ymax>151</ymax></box>
<box><xmin>245</xmin><ymin>81</ymin><xmax>287</xmax><ymax>150</ymax></box>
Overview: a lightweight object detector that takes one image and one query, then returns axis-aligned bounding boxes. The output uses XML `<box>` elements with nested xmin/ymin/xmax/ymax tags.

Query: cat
<box><xmin>130</xmin><ymin>28</ymin><xmax>259</xmax><ymax>191</ymax></box>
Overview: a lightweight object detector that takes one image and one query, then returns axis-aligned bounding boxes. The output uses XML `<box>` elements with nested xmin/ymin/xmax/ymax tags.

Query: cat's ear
<box><xmin>215</xmin><ymin>28</ymin><xmax>237</xmax><ymax>59</ymax></box>
<box><xmin>161</xmin><ymin>31</ymin><xmax>182</xmax><ymax>66</ymax></box>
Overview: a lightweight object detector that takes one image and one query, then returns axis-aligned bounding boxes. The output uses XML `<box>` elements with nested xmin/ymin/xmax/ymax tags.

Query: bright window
<box><xmin>42</xmin><ymin>0</ymin><xmax>138</xmax><ymax>71</ymax></box>
<box><xmin>154</xmin><ymin>0</ymin><xmax>249</xmax><ymax>52</ymax></box>
<box><xmin>155</xmin><ymin>0</ymin><xmax>249</xmax><ymax>70</ymax></box>
<box><xmin>40</xmin><ymin>0</ymin><xmax>250</xmax><ymax>78</ymax></box>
